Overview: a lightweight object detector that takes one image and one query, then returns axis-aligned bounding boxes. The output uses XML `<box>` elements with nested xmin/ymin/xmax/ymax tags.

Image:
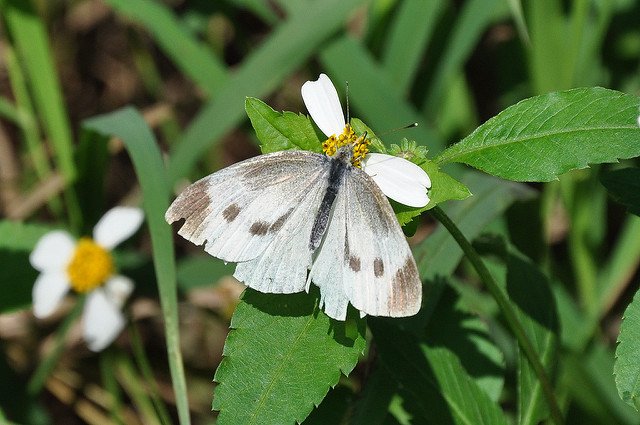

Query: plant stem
<box><xmin>431</xmin><ymin>206</ymin><xmax>563</xmax><ymax>425</ymax></box>
<box><xmin>27</xmin><ymin>296</ymin><xmax>85</xmax><ymax>396</ymax></box>
<box><xmin>130</xmin><ymin>322</ymin><xmax>173</xmax><ymax>425</ymax></box>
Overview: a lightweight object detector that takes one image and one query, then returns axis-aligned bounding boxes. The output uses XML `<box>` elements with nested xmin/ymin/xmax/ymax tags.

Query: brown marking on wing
<box><xmin>269</xmin><ymin>209</ymin><xmax>293</xmax><ymax>233</ymax></box>
<box><xmin>165</xmin><ymin>178</ymin><xmax>210</xmax><ymax>224</ymax></box>
<box><xmin>387</xmin><ymin>256</ymin><xmax>421</xmax><ymax>314</ymax></box>
<box><xmin>249</xmin><ymin>221</ymin><xmax>270</xmax><ymax>236</ymax></box>
<box><xmin>222</xmin><ymin>203</ymin><xmax>241</xmax><ymax>222</ymax></box>
<box><xmin>349</xmin><ymin>256</ymin><xmax>361</xmax><ymax>272</ymax></box>
<box><xmin>374</xmin><ymin>257</ymin><xmax>385</xmax><ymax>278</ymax></box>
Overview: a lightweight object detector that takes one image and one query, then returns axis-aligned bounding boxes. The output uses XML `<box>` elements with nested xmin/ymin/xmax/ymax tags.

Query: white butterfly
<box><xmin>166</xmin><ymin>74</ymin><xmax>431</xmax><ymax>320</ymax></box>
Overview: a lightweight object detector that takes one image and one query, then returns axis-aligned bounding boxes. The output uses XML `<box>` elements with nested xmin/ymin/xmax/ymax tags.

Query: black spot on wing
<box><xmin>349</xmin><ymin>256</ymin><xmax>361</xmax><ymax>272</ymax></box>
<box><xmin>374</xmin><ymin>257</ymin><xmax>384</xmax><ymax>277</ymax></box>
<box><xmin>222</xmin><ymin>203</ymin><xmax>241</xmax><ymax>222</ymax></box>
<box><xmin>249</xmin><ymin>221</ymin><xmax>270</xmax><ymax>236</ymax></box>
<box><xmin>269</xmin><ymin>209</ymin><xmax>293</xmax><ymax>233</ymax></box>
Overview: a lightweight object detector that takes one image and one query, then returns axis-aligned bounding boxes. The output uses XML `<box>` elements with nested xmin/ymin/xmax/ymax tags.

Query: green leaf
<box><xmin>425</xmin><ymin>287</ymin><xmax>504</xmax><ymax>402</ymax></box>
<box><xmin>82</xmin><ymin>107</ymin><xmax>190</xmax><ymax>425</ymax></box>
<box><xmin>371</xmin><ymin>319</ymin><xmax>508</xmax><ymax>425</ymax></box>
<box><xmin>615</xmin><ymin>288</ymin><xmax>640</xmax><ymax>412</ymax></box>
<box><xmin>436</xmin><ymin>88</ymin><xmax>640</xmax><ymax>182</ymax></box>
<box><xmin>213</xmin><ymin>288</ymin><xmax>366</xmax><ymax>425</ymax></box>
<box><xmin>475</xmin><ymin>236</ymin><xmax>559</xmax><ymax>425</ymax></box>
<box><xmin>0</xmin><ymin>221</ymin><xmax>54</xmax><ymax>313</ymax></box>
<box><xmin>506</xmin><ymin>250</ymin><xmax>558</xmax><ymax>425</ymax></box>
<box><xmin>601</xmin><ymin>168</ymin><xmax>640</xmax><ymax>217</ymax></box>
<box><xmin>394</xmin><ymin>160</ymin><xmax>471</xmax><ymax>226</ymax></box>
<box><xmin>245</xmin><ymin>97</ymin><xmax>322</xmax><ymax>153</ymax></box>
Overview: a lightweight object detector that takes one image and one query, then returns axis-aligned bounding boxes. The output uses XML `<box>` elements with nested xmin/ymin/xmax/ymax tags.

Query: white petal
<box><xmin>301</xmin><ymin>73</ymin><xmax>346</xmax><ymax>137</ymax></box>
<box><xmin>32</xmin><ymin>272</ymin><xmax>71</xmax><ymax>318</ymax></box>
<box><xmin>104</xmin><ymin>275</ymin><xmax>134</xmax><ymax>308</ymax></box>
<box><xmin>29</xmin><ymin>230</ymin><xmax>76</xmax><ymax>272</ymax></box>
<box><xmin>83</xmin><ymin>289</ymin><xmax>126</xmax><ymax>351</ymax></box>
<box><xmin>93</xmin><ymin>207</ymin><xmax>144</xmax><ymax>249</ymax></box>
<box><xmin>362</xmin><ymin>153</ymin><xmax>431</xmax><ymax>208</ymax></box>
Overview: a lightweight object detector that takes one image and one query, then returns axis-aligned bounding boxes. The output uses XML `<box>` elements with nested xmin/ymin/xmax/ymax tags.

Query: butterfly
<box><xmin>166</xmin><ymin>74</ymin><xmax>431</xmax><ymax>320</ymax></box>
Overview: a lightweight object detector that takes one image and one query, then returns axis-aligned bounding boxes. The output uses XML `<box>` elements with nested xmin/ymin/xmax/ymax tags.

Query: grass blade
<box><xmin>1</xmin><ymin>0</ymin><xmax>76</xmax><ymax>182</ymax></box>
<box><xmin>106</xmin><ymin>0</ymin><xmax>228</xmax><ymax>96</ymax></box>
<box><xmin>83</xmin><ymin>107</ymin><xmax>190</xmax><ymax>425</ymax></box>
<box><xmin>167</xmin><ymin>0</ymin><xmax>367</xmax><ymax>183</ymax></box>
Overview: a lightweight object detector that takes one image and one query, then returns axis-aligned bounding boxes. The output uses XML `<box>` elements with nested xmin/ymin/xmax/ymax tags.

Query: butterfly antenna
<box><xmin>377</xmin><ymin>122</ymin><xmax>418</xmax><ymax>137</ymax></box>
<box><xmin>345</xmin><ymin>81</ymin><xmax>350</xmax><ymax>125</ymax></box>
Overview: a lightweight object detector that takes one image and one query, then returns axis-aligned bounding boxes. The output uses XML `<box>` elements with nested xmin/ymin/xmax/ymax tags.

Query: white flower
<box><xmin>29</xmin><ymin>207</ymin><xmax>144</xmax><ymax>351</ymax></box>
<box><xmin>301</xmin><ymin>73</ymin><xmax>431</xmax><ymax>208</ymax></box>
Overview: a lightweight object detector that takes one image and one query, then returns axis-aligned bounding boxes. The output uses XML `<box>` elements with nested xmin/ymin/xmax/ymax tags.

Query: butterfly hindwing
<box><xmin>310</xmin><ymin>166</ymin><xmax>422</xmax><ymax>319</ymax></box>
<box><xmin>166</xmin><ymin>150</ymin><xmax>329</xmax><ymax>263</ymax></box>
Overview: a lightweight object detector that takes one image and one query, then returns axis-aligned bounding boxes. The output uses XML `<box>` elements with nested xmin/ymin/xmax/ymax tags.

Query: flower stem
<box><xmin>27</xmin><ymin>296</ymin><xmax>85</xmax><ymax>396</ymax></box>
<box><xmin>431</xmin><ymin>206</ymin><xmax>563</xmax><ymax>425</ymax></box>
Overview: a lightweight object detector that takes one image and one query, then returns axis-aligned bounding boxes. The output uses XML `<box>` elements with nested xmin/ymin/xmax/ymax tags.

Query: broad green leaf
<box><xmin>506</xmin><ymin>250</ymin><xmax>558</xmax><ymax>425</ymax></box>
<box><xmin>213</xmin><ymin>289</ymin><xmax>366</xmax><ymax>425</ymax></box>
<box><xmin>425</xmin><ymin>287</ymin><xmax>504</xmax><ymax>402</ymax></box>
<box><xmin>245</xmin><ymin>97</ymin><xmax>322</xmax><ymax>153</ymax></box>
<box><xmin>82</xmin><ymin>107</ymin><xmax>190</xmax><ymax>425</ymax></box>
<box><xmin>476</xmin><ymin>237</ymin><xmax>559</xmax><ymax>425</ymax></box>
<box><xmin>436</xmin><ymin>88</ymin><xmax>640</xmax><ymax>182</ymax></box>
<box><xmin>393</xmin><ymin>160</ymin><xmax>471</xmax><ymax>226</ymax></box>
<box><xmin>601</xmin><ymin>168</ymin><xmax>640</xmax><ymax>217</ymax></box>
<box><xmin>615</xmin><ymin>288</ymin><xmax>640</xmax><ymax>412</ymax></box>
<box><xmin>0</xmin><ymin>221</ymin><xmax>54</xmax><ymax>313</ymax></box>
<box><xmin>371</xmin><ymin>319</ymin><xmax>508</xmax><ymax>425</ymax></box>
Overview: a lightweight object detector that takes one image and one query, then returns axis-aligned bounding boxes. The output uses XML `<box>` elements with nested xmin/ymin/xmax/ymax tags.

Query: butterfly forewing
<box><xmin>234</xmin><ymin>175</ymin><xmax>330</xmax><ymax>294</ymax></box>
<box><xmin>166</xmin><ymin>151</ymin><xmax>329</xmax><ymax>263</ymax></box>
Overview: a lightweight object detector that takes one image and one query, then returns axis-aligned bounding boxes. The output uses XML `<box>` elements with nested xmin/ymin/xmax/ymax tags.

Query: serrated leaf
<box><xmin>371</xmin><ymin>319</ymin><xmax>508</xmax><ymax>425</ymax></box>
<box><xmin>435</xmin><ymin>88</ymin><xmax>640</xmax><ymax>182</ymax></box>
<box><xmin>245</xmin><ymin>97</ymin><xmax>323</xmax><ymax>154</ymax></box>
<box><xmin>615</xmin><ymin>288</ymin><xmax>640</xmax><ymax>412</ymax></box>
<box><xmin>601</xmin><ymin>168</ymin><xmax>640</xmax><ymax>217</ymax></box>
<box><xmin>213</xmin><ymin>288</ymin><xmax>366</xmax><ymax>425</ymax></box>
<box><xmin>394</xmin><ymin>160</ymin><xmax>471</xmax><ymax>226</ymax></box>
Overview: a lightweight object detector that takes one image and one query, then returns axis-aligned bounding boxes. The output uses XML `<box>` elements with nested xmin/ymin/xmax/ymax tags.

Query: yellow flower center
<box><xmin>67</xmin><ymin>238</ymin><xmax>114</xmax><ymax>293</ymax></box>
<box><xmin>322</xmin><ymin>124</ymin><xmax>371</xmax><ymax>168</ymax></box>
